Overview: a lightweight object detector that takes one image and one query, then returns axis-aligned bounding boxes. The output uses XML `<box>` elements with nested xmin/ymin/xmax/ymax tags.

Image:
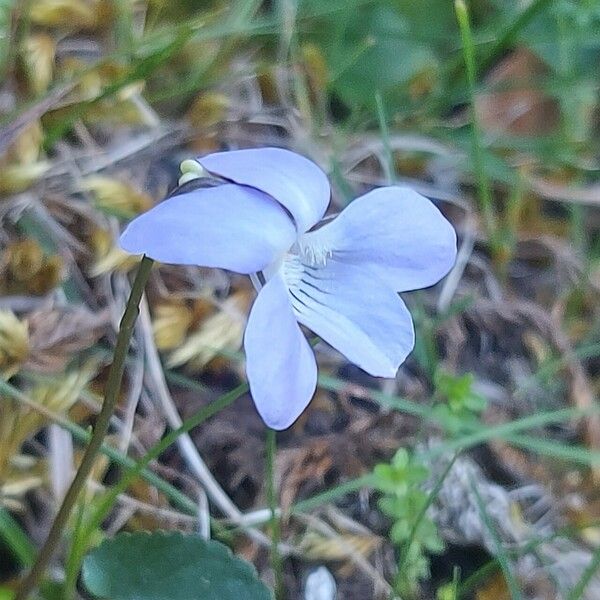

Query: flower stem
<box><xmin>15</xmin><ymin>255</ymin><xmax>154</xmax><ymax>600</ymax></box>
<box><xmin>265</xmin><ymin>427</ymin><xmax>284</xmax><ymax>598</ymax></box>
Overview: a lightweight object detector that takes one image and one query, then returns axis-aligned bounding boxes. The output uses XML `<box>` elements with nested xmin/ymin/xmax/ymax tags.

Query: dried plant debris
<box><xmin>0</xmin><ymin>240</ymin><xmax>63</xmax><ymax>296</ymax></box>
<box><xmin>0</xmin><ymin>1</ymin><xmax>599</xmax><ymax>598</ymax></box>
<box><xmin>25</xmin><ymin>307</ymin><xmax>108</xmax><ymax>373</ymax></box>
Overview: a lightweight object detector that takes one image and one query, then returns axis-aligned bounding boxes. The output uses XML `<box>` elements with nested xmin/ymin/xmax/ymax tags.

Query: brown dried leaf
<box><xmin>26</xmin><ymin>307</ymin><xmax>108</xmax><ymax>372</ymax></box>
<box><xmin>476</xmin><ymin>47</ymin><xmax>559</xmax><ymax>137</ymax></box>
<box><xmin>277</xmin><ymin>440</ymin><xmax>334</xmax><ymax>514</ymax></box>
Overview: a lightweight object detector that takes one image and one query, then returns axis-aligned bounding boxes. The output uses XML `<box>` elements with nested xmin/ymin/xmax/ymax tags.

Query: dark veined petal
<box><xmin>244</xmin><ymin>273</ymin><xmax>317</xmax><ymax>430</ymax></box>
<box><xmin>285</xmin><ymin>258</ymin><xmax>415</xmax><ymax>377</ymax></box>
<box><xmin>119</xmin><ymin>184</ymin><xmax>295</xmax><ymax>274</ymax></box>
<box><xmin>199</xmin><ymin>147</ymin><xmax>330</xmax><ymax>234</ymax></box>
<box><xmin>300</xmin><ymin>186</ymin><xmax>457</xmax><ymax>291</ymax></box>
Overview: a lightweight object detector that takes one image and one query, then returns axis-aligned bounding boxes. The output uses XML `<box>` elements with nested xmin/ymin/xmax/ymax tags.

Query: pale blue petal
<box><xmin>120</xmin><ymin>184</ymin><xmax>295</xmax><ymax>274</ymax></box>
<box><xmin>300</xmin><ymin>187</ymin><xmax>457</xmax><ymax>291</ymax></box>
<box><xmin>200</xmin><ymin>148</ymin><xmax>330</xmax><ymax>234</ymax></box>
<box><xmin>286</xmin><ymin>259</ymin><xmax>414</xmax><ymax>377</ymax></box>
<box><xmin>244</xmin><ymin>273</ymin><xmax>317</xmax><ymax>430</ymax></box>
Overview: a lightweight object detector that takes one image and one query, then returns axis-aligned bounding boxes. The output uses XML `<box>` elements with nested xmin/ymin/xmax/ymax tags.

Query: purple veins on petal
<box><xmin>283</xmin><ymin>257</ymin><xmax>415</xmax><ymax>377</ymax></box>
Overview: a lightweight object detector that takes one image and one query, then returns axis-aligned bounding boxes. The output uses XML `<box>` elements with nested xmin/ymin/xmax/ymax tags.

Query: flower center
<box><xmin>297</xmin><ymin>231</ymin><xmax>332</xmax><ymax>268</ymax></box>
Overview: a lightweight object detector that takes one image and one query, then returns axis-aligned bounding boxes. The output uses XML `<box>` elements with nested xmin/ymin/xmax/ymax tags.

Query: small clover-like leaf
<box><xmin>82</xmin><ymin>531</ymin><xmax>272</xmax><ymax>600</ymax></box>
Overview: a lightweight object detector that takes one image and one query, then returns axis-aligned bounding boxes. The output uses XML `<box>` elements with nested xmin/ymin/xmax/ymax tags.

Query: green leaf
<box><xmin>315</xmin><ymin>3</ymin><xmax>440</xmax><ymax>108</ymax></box>
<box><xmin>82</xmin><ymin>531</ymin><xmax>272</xmax><ymax>600</ymax></box>
<box><xmin>0</xmin><ymin>508</ymin><xmax>35</xmax><ymax>567</ymax></box>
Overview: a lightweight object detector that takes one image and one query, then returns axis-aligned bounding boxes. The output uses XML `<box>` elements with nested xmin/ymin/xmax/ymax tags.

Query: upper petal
<box><xmin>244</xmin><ymin>272</ymin><xmax>318</xmax><ymax>430</ymax></box>
<box><xmin>120</xmin><ymin>184</ymin><xmax>295</xmax><ymax>274</ymax></box>
<box><xmin>300</xmin><ymin>186</ymin><xmax>457</xmax><ymax>291</ymax></box>
<box><xmin>199</xmin><ymin>147</ymin><xmax>330</xmax><ymax>233</ymax></box>
<box><xmin>285</xmin><ymin>258</ymin><xmax>415</xmax><ymax>377</ymax></box>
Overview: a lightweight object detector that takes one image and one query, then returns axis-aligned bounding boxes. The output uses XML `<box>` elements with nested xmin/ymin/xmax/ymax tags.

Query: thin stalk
<box><xmin>375</xmin><ymin>91</ymin><xmax>395</xmax><ymax>183</ymax></box>
<box><xmin>266</xmin><ymin>428</ymin><xmax>284</xmax><ymax>598</ymax></box>
<box><xmin>15</xmin><ymin>256</ymin><xmax>154</xmax><ymax>600</ymax></box>
<box><xmin>454</xmin><ymin>0</ymin><xmax>499</xmax><ymax>252</ymax></box>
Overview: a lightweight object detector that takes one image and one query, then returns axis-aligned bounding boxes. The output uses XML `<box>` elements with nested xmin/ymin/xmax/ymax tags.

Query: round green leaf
<box><xmin>82</xmin><ymin>531</ymin><xmax>272</xmax><ymax>600</ymax></box>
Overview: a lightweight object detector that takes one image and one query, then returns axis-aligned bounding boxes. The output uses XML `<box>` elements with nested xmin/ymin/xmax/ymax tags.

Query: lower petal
<box><xmin>244</xmin><ymin>273</ymin><xmax>317</xmax><ymax>430</ymax></box>
<box><xmin>286</xmin><ymin>259</ymin><xmax>414</xmax><ymax>377</ymax></box>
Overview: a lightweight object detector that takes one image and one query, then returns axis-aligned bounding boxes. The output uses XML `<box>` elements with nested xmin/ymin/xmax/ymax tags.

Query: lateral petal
<box><xmin>120</xmin><ymin>184</ymin><xmax>295</xmax><ymax>274</ymax></box>
<box><xmin>300</xmin><ymin>186</ymin><xmax>456</xmax><ymax>291</ymax></box>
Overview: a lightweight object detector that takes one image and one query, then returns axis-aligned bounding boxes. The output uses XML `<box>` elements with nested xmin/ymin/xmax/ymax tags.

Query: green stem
<box><xmin>375</xmin><ymin>91</ymin><xmax>394</xmax><ymax>184</ymax></box>
<box><xmin>15</xmin><ymin>255</ymin><xmax>153</xmax><ymax>600</ymax></box>
<box><xmin>265</xmin><ymin>428</ymin><xmax>284</xmax><ymax>598</ymax></box>
<box><xmin>454</xmin><ymin>0</ymin><xmax>499</xmax><ymax>252</ymax></box>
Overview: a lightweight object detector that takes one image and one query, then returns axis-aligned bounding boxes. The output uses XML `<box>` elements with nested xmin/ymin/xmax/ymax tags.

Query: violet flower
<box><xmin>120</xmin><ymin>148</ymin><xmax>457</xmax><ymax>429</ymax></box>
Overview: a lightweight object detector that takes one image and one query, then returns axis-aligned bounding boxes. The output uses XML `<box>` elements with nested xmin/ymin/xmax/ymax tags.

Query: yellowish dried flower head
<box><xmin>89</xmin><ymin>228</ymin><xmax>139</xmax><ymax>276</ymax></box>
<box><xmin>2</xmin><ymin>240</ymin><xmax>63</xmax><ymax>295</ymax></box>
<box><xmin>26</xmin><ymin>255</ymin><xmax>64</xmax><ymax>295</ymax></box>
<box><xmin>21</xmin><ymin>34</ymin><xmax>56</xmax><ymax>95</ymax></box>
<box><xmin>0</xmin><ymin>162</ymin><xmax>51</xmax><ymax>195</ymax></box>
<box><xmin>2</xmin><ymin>121</ymin><xmax>43</xmax><ymax>165</ymax></box>
<box><xmin>83</xmin><ymin>176</ymin><xmax>153</xmax><ymax>218</ymax></box>
<box><xmin>152</xmin><ymin>302</ymin><xmax>194</xmax><ymax>351</ymax></box>
<box><xmin>187</xmin><ymin>92</ymin><xmax>230</xmax><ymax>129</ymax></box>
<box><xmin>0</xmin><ymin>311</ymin><xmax>30</xmax><ymax>379</ymax></box>
<box><xmin>31</xmin><ymin>364</ymin><xmax>96</xmax><ymax>415</ymax></box>
<box><xmin>7</xmin><ymin>239</ymin><xmax>44</xmax><ymax>281</ymax></box>
<box><xmin>167</xmin><ymin>291</ymin><xmax>251</xmax><ymax>371</ymax></box>
<box><xmin>30</xmin><ymin>0</ymin><xmax>97</xmax><ymax>30</ymax></box>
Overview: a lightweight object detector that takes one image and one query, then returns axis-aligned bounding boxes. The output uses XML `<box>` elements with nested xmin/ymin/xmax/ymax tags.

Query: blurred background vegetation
<box><xmin>0</xmin><ymin>0</ymin><xmax>600</xmax><ymax>598</ymax></box>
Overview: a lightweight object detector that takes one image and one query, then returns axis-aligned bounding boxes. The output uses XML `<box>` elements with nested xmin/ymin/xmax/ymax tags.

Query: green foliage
<box><xmin>432</xmin><ymin>369</ymin><xmax>487</xmax><ymax>434</ymax></box>
<box><xmin>82</xmin><ymin>531</ymin><xmax>272</xmax><ymax>600</ymax></box>
<box><xmin>302</xmin><ymin>0</ymin><xmax>457</xmax><ymax>110</ymax></box>
<box><xmin>0</xmin><ymin>588</ymin><xmax>13</xmax><ymax>600</ymax></box>
<box><xmin>0</xmin><ymin>508</ymin><xmax>35</xmax><ymax>567</ymax></box>
<box><xmin>373</xmin><ymin>449</ymin><xmax>443</xmax><ymax>596</ymax></box>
